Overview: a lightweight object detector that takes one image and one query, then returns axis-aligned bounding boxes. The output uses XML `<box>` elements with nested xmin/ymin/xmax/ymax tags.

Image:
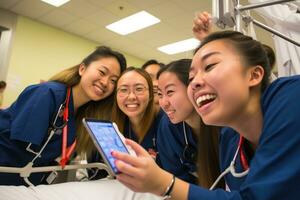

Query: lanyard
<box><xmin>238</xmin><ymin>135</ymin><xmax>249</xmax><ymax>170</ymax></box>
<box><xmin>59</xmin><ymin>88</ymin><xmax>76</xmax><ymax>168</ymax></box>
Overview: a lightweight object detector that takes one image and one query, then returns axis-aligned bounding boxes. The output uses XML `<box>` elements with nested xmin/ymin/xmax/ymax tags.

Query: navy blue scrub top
<box><xmin>123</xmin><ymin>109</ymin><xmax>164</xmax><ymax>157</ymax></box>
<box><xmin>188</xmin><ymin>75</ymin><xmax>300</xmax><ymax>199</ymax></box>
<box><xmin>156</xmin><ymin>113</ymin><xmax>198</xmax><ymax>184</ymax></box>
<box><xmin>0</xmin><ymin>81</ymin><xmax>76</xmax><ymax>185</ymax></box>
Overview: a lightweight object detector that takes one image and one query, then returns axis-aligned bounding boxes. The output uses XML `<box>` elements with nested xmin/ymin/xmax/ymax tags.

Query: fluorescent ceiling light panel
<box><xmin>106</xmin><ymin>11</ymin><xmax>160</xmax><ymax>35</ymax></box>
<box><xmin>157</xmin><ymin>38</ymin><xmax>200</xmax><ymax>55</ymax></box>
<box><xmin>41</xmin><ymin>0</ymin><xmax>70</xmax><ymax>7</ymax></box>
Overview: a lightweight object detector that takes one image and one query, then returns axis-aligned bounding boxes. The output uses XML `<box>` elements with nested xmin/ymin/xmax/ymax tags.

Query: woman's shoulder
<box><xmin>14</xmin><ymin>81</ymin><xmax>68</xmax><ymax>107</ymax></box>
<box><xmin>38</xmin><ymin>81</ymin><xmax>67</xmax><ymax>92</ymax></box>
<box><xmin>158</xmin><ymin>114</ymin><xmax>185</xmax><ymax>138</ymax></box>
<box><xmin>23</xmin><ymin>81</ymin><xmax>66</xmax><ymax>93</ymax></box>
<box><xmin>25</xmin><ymin>81</ymin><xmax>67</xmax><ymax>97</ymax></box>
<box><xmin>263</xmin><ymin>75</ymin><xmax>300</xmax><ymax>99</ymax></box>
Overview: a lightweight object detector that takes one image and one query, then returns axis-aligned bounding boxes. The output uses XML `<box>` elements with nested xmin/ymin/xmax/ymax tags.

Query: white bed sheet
<box><xmin>0</xmin><ymin>179</ymin><xmax>162</xmax><ymax>200</ymax></box>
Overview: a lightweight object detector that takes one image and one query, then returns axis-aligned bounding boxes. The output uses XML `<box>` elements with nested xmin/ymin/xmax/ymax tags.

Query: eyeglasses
<box><xmin>117</xmin><ymin>85</ymin><xmax>148</xmax><ymax>97</ymax></box>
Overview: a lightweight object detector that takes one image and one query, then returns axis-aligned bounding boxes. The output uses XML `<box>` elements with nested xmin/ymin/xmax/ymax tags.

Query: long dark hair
<box><xmin>158</xmin><ymin>59</ymin><xmax>224</xmax><ymax>189</ymax></box>
<box><xmin>49</xmin><ymin>46</ymin><xmax>127</xmax><ymax>157</ymax></box>
<box><xmin>111</xmin><ymin>67</ymin><xmax>156</xmax><ymax>142</ymax></box>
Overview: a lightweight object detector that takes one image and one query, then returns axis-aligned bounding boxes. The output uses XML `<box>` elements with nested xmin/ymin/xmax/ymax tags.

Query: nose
<box><xmin>159</xmin><ymin>96</ymin><xmax>170</xmax><ymax>110</ymax></box>
<box><xmin>127</xmin><ymin>90</ymin><xmax>137</xmax><ymax>99</ymax></box>
<box><xmin>189</xmin><ymin>72</ymin><xmax>205</xmax><ymax>90</ymax></box>
<box><xmin>100</xmin><ymin>76</ymin><xmax>109</xmax><ymax>88</ymax></box>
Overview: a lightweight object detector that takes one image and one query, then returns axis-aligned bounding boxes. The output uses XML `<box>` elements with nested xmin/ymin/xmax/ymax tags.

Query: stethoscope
<box><xmin>25</xmin><ymin>88</ymin><xmax>76</xmax><ymax>168</ymax></box>
<box><xmin>210</xmin><ymin>135</ymin><xmax>250</xmax><ymax>190</ymax></box>
<box><xmin>180</xmin><ymin>121</ymin><xmax>198</xmax><ymax>178</ymax></box>
<box><xmin>180</xmin><ymin>122</ymin><xmax>197</xmax><ymax>163</ymax></box>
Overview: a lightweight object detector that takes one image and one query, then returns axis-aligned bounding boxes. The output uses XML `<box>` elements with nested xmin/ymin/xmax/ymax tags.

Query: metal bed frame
<box><xmin>212</xmin><ymin>0</ymin><xmax>300</xmax><ymax>47</ymax></box>
<box><xmin>0</xmin><ymin>162</ymin><xmax>113</xmax><ymax>186</ymax></box>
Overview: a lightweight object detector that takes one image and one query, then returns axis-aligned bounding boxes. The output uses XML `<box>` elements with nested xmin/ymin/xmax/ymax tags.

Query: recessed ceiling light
<box><xmin>41</xmin><ymin>0</ymin><xmax>70</xmax><ymax>7</ymax></box>
<box><xmin>157</xmin><ymin>38</ymin><xmax>200</xmax><ymax>55</ymax></box>
<box><xmin>106</xmin><ymin>11</ymin><xmax>160</xmax><ymax>35</ymax></box>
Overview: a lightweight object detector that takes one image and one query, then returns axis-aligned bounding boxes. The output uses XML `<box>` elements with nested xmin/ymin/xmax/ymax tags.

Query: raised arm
<box><xmin>192</xmin><ymin>11</ymin><xmax>213</xmax><ymax>41</ymax></box>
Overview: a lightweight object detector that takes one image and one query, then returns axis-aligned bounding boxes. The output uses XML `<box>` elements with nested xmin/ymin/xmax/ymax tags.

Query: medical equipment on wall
<box><xmin>210</xmin><ymin>136</ymin><xmax>250</xmax><ymax>190</ymax></box>
<box><xmin>212</xmin><ymin>0</ymin><xmax>300</xmax><ymax>47</ymax></box>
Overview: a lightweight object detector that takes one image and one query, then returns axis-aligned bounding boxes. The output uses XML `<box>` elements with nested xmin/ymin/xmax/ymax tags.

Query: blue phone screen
<box><xmin>86</xmin><ymin>121</ymin><xmax>128</xmax><ymax>173</ymax></box>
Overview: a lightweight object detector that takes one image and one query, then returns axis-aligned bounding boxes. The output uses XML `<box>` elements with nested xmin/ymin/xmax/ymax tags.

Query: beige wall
<box><xmin>3</xmin><ymin>16</ymin><xmax>145</xmax><ymax>106</ymax></box>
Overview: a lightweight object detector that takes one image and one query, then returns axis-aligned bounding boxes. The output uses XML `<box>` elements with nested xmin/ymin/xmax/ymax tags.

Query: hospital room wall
<box><xmin>2</xmin><ymin>15</ymin><xmax>145</xmax><ymax>107</ymax></box>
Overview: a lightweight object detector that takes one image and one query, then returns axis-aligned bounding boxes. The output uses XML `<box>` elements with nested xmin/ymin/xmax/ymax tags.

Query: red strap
<box><xmin>60</xmin><ymin>88</ymin><xmax>76</xmax><ymax>168</ymax></box>
<box><xmin>238</xmin><ymin>136</ymin><xmax>249</xmax><ymax>170</ymax></box>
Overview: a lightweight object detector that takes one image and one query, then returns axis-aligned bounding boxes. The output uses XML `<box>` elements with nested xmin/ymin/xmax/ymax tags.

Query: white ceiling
<box><xmin>0</xmin><ymin>0</ymin><xmax>212</xmax><ymax>64</ymax></box>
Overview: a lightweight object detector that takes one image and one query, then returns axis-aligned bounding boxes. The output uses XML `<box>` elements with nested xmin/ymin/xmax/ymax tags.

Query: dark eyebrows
<box><xmin>99</xmin><ymin>65</ymin><xmax>108</xmax><ymax>72</ymax></box>
<box><xmin>165</xmin><ymin>83</ymin><xmax>176</xmax><ymax>90</ymax></box>
<box><xmin>190</xmin><ymin>51</ymin><xmax>221</xmax><ymax>72</ymax></box>
<box><xmin>100</xmin><ymin>65</ymin><xmax>118</xmax><ymax>78</ymax></box>
<box><xmin>201</xmin><ymin>52</ymin><xmax>221</xmax><ymax>62</ymax></box>
<box><xmin>118</xmin><ymin>83</ymin><xmax>146</xmax><ymax>88</ymax></box>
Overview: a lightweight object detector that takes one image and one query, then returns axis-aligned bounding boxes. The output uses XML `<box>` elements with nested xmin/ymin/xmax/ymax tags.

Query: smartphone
<box><xmin>82</xmin><ymin>118</ymin><xmax>130</xmax><ymax>176</ymax></box>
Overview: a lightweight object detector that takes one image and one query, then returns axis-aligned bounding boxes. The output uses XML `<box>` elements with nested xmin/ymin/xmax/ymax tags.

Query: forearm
<box><xmin>170</xmin><ymin>178</ymin><xmax>189</xmax><ymax>200</ymax></box>
<box><xmin>155</xmin><ymin>170</ymin><xmax>189</xmax><ymax>200</ymax></box>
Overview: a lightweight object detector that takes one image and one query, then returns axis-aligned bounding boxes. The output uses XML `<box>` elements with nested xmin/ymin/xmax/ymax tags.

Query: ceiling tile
<box><xmin>128</xmin><ymin>22</ymin><xmax>188</xmax><ymax>48</ymax></box>
<box><xmin>86</xmin><ymin>0</ymin><xmax>115</xmax><ymax>8</ymax></box>
<box><xmin>60</xmin><ymin>0</ymin><xmax>99</xmax><ymax>18</ymax></box>
<box><xmin>1</xmin><ymin>0</ymin><xmax>215</xmax><ymax>65</ymax></box>
<box><xmin>0</xmin><ymin>0</ymin><xmax>21</xmax><ymax>9</ymax></box>
<box><xmin>123</xmin><ymin>0</ymin><xmax>163</xmax><ymax>10</ymax></box>
<box><xmin>164</xmin><ymin>12</ymin><xmax>195</xmax><ymax>29</ymax></box>
<box><xmin>10</xmin><ymin>0</ymin><xmax>54</xmax><ymax>19</ymax></box>
<box><xmin>39</xmin><ymin>8</ymin><xmax>77</xmax><ymax>28</ymax></box>
<box><xmin>148</xmin><ymin>1</ymin><xmax>185</xmax><ymax>21</ymax></box>
<box><xmin>63</xmin><ymin>19</ymin><xmax>98</xmax><ymax>36</ymax></box>
<box><xmin>103</xmin><ymin>0</ymin><xmax>139</xmax><ymax>18</ymax></box>
<box><xmin>83</xmin><ymin>9</ymin><xmax>119</xmax><ymax>27</ymax></box>
<box><xmin>171</xmin><ymin>0</ymin><xmax>211</xmax><ymax>13</ymax></box>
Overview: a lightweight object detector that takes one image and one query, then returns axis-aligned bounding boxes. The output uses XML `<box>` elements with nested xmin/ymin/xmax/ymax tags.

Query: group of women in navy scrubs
<box><xmin>1</xmin><ymin>9</ymin><xmax>300</xmax><ymax>200</ymax></box>
<box><xmin>111</xmin><ymin>24</ymin><xmax>300</xmax><ymax>200</ymax></box>
<box><xmin>0</xmin><ymin>46</ymin><xmax>126</xmax><ymax>185</ymax></box>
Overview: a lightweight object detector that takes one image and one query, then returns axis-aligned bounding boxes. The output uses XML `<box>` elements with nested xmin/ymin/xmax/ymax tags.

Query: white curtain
<box><xmin>248</xmin><ymin>0</ymin><xmax>300</xmax><ymax>77</ymax></box>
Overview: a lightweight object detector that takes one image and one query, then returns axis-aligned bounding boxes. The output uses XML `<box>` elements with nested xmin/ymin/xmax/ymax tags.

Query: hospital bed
<box><xmin>0</xmin><ymin>162</ymin><xmax>161</xmax><ymax>200</ymax></box>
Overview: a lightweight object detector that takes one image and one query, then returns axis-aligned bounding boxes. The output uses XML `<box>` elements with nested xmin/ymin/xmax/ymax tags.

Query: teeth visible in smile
<box><xmin>95</xmin><ymin>85</ymin><xmax>104</xmax><ymax>93</ymax></box>
<box><xmin>196</xmin><ymin>94</ymin><xmax>216</xmax><ymax>107</ymax></box>
<box><xmin>126</xmin><ymin>104</ymin><xmax>138</xmax><ymax>108</ymax></box>
<box><xmin>166</xmin><ymin>110</ymin><xmax>175</xmax><ymax>115</ymax></box>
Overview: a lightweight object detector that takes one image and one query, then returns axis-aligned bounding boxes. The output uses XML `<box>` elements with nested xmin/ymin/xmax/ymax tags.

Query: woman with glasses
<box><xmin>111</xmin><ymin>67</ymin><xmax>164</xmax><ymax>159</ymax></box>
<box><xmin>111</xmin><ymin>30</ymin><xmax>300</xmax><ymax>200</ymax></box>
<box><xmin>0</xmin><ymin>46</ymin><xmax>126</xmax><ymax>185</ymax></box>
<box><xmin>156</xmin><ymin>59</ymin><xmax>222</xmax><ymax>188</ymax></box>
